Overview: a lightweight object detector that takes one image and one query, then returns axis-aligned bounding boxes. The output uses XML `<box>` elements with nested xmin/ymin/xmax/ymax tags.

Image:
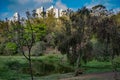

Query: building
<box><xmin>12</xmin><ymin>5</ymin><xmax>67</xmax><ymax>20</ymax></box>
<box><xmin>13</xmin><ymin>12</ymin><xmax>20</xmax><ymax>21</ymax></box>
<box><xmin>59</xmin><ymin>9</ymin><xmax>64</xmax><ymax>17</ymax></box>
<box><xmin>36</xmin><ymin>6</ymin><xmax>44</xmax><ymax>18</ymax></box>
<box><xmin>46</xmin><ymin>5</ymin><xmax>57</xmax><ymax>18</ymax></box>
<box><xmin>46</xmin><ymin>5</ymin><xmax>66</xmax><ymax>18</ymax></box>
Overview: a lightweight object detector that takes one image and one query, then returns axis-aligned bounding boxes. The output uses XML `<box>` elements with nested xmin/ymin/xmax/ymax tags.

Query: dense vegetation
<box><xmin>0</xmin><ymin>5</ymin><xmax>120</xmax><ymax>80</ymax></box>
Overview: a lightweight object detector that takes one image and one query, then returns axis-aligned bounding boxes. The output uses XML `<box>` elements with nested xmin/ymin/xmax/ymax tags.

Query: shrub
<box><xmin>31</xmin><ymin>60</ymin><xmax>55</xmax><ymax>76</ymax></box>
<box><xmin>0</xmin><ymin>43</ymin><xmax>5</xmax><ymax>55</ymax></box>
<box><xmin>6</xmin><ymin>61</ymin><xmax>21</xmax><ymax>70</ymax></box>
<box><xmin>31</xmin><ymin>41</ymin><xmax>46</xmax><ymax>56</ymax></box>
<box><xmin>31</xmin><ymin>54</ymin><xmax>73</xmax><ymax>76</ymax></box>
<box><xmin>4</xmin><ymin>42</ymin><xmax>18</xmax><ymax>55</ymax></box>
<box><xmin>55</xmin><ymin>63</ymin><xmax>74</xmax><ymax>73</ymax></box>
<box><xmin>92</xmin><ymin>41</ymin><xmax>111</xmax><ymax>61</ymax></box>
<box><xmin>5</xmin><ymin>60</ymin><xmax>26</xmax><ymax>71</ymax></box>
<box><xmin>113</xmin><ymin>56</ymin><xmax>120</xmax><ymax>68</ymax></box>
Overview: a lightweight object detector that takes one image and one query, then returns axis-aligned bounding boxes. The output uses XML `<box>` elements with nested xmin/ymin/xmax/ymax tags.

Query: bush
<box><xmin>113</xmin><ymin>56</ymin><xmax>120</xmax><ymax>63</ymax></box>
<box><xmin>5</xmin><ymin>59</ymin><xmax>29</xmax><ymax>76</ymax></box>
<box><xmin>55</xmin><ymin>63</ymin><xmax>74</xmax><ymax>73</ymax></box>
<box><xmin>31</xmin><ymin>54</ymin><xmax>73</xmax><ymax>76</ymax></box>
<box><xmin>6</xmin><ymin>61</ymin><xmax>21</xmax><ymax>70</ymax></box>
<box><xmin>31</xmin><ymin>41</ymin><xmax>46</xmax><ymax>56</ymax></box>
<box><xmin>5</xmin><ymin>60</ymin><xmax>27</xmax><ymax>70</ymax></box>
<box><xmin>113</xmin><ymin>56</ymin><xmax>120</xmax><ymax>68</ymax></box>
<box><xmin>85</xmin><ymin>60</ymin><xmax>111</xmax><ymax>68</ymax></box>
<box><xmin>92</xmin><ymin>41</ymin><xmax>111</xmax><ymax>61</ymax></box>
<box><xmin>0</xmin><ymin>43</ymin><xmax>5</xmax><ymax>55</ymax></box>
<box><xmin>4</xmin><ymin>42</ymin><xmax>18</xmax><ymax>55</ymax></box>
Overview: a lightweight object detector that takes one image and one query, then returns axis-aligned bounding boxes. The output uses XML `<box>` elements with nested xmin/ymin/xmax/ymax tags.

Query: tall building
<box><xmin>36</xmin><ymin>6</ymin><xmax>44</xmax><ymax>18</ymax></box>
<box><xmin>59</xmin><ymin>9</ymin><xmax>63</xmax><ymax>17</ymax></box>
<box><xmin>13</xmin><ymin>12</ymin><xmax>20</xmax><ymax>21</ymax></box>
<box><xmin>12</xmin><ymin>5</ymin><xmax>67</xmax><ymax>20</ymax></box>
<box><xmin>46</xmin><ymin>5</ymin><xmax>55</xmax><ymax>17</ymax></box>
<box><xmin>46</xmin><ymin>5</ymin><xmax>66</xmax><ymax>18</ymax></box>
<box><xmin>53</xmin><ymin>8</ymin><xmax>59</xmax><ymax>18</ymax></box>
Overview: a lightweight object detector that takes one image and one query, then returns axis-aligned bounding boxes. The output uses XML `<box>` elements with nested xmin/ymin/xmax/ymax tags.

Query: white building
<box><xmin>12</xmin><ymin>5</ymin><xmax>66</xmax><ymax>20</ymax></box>
<box><xmin>36</xmin><ymin>6</ymin><xmax>44</xmax><ymax>18</ymax></box>
<box><xmin>13</xmin><ymin>12</ymin><xmax>20</xmax><ymax>21</ymax></box>
<box><xmin>59</xmin><ymin>9</ymin><xmax>63</xmax><ymax>17</ymax></box>
<box><xmin>54</xmin><ymin>8</ymin><xmax>59</xmax><ymax>18</ymax></box>
<box><xmin>46</xmin><ymin>5</ymin><xmax>66</xmax><ymax>18</ymax></box>
<box><xmin>46</xmin><ymin>5</ymin><xmax>55</xmax><ymax>17</ymax></box>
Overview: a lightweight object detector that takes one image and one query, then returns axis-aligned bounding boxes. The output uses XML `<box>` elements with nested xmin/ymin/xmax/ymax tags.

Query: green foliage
<box><xmin>24</xmin><ymin>22</ymin><xmax>46</xmax><ymax>42</ymax></box>
<box><xmin>6</xmin><ymin>60</ymin><xmax>22</xmax><ymax>70</ymax></box>
<box><xmin>45</xmin><ymin>33</ymin><xmax>56</xmax><ymax>47</ymax></box>
<box><xmin>58</xmin><ymin>7</ymin><xmax>92</xmax><ymax>69</ymax></box>
<box><xmin>0</xmin><ymin>43</ymin><xmax>5</xmax><ymax>54</ymax></box>
<box><xmin>85</xmin><ymin>60</ymin><xmax>111</xmax><ymax>68</ymax></box>
<box><xmin>92</xmin><ymin>40</ymin><xmax>110</xmax><ymax>61</ymax></box>
<box><xmin>113</xmin><ymin>56</ymin><xmax>120</xmax><ymax>64</ymax></box>
<box><xmin>31</xmin><ymin>41</ymin><xmax>46</xmax><ymax>56</ymax></box>
<box><xmin>0</xmin><ymin>54</ymin><xmax>73</xmax><ymax>79</ymax></box>
<box><xmin>83</xmin><ymin>60</ymin><xmax>113</xmax><ymax>74</ymax></box>
<box><xmin>0</xmin><ymin>56</ymin><xmax>28</xmax><ymax>80</ymax></box>
<box><xmin>37</xmin><ymin>54</ymin><xmax>74</xmax><ymax>74</ymax></box>
<box><xmin>32</xmin><ymin>60</ymin><xmax>56</xmax><ymax>76</ymax></box>
<box><xmin>32</xmin><ymin>23</ymin><xmax>47</xmax><ymax>41</ymax></box>
<box><xmin>0</xmin><ymin>56</ymin><xmax>120</xmax><ymax>80</ymax></box>
<box><xmin>113</xmin><ymin>56</ymin><xmax>120</xmax><ymax>68</ymax></box>
<box><xmin>112</xmin><ymin>13</ymin><xmax>120</xmax><ymax>25</ymax></box>
<box><xmin>4</xmin><ymin>42</ymin><xmax>17</xmax><ymax>55</ymax></box>
<box><xmin>92</xmin><ymin>4</ymin><xmax>106</xmax><ymax>10</ymax></box>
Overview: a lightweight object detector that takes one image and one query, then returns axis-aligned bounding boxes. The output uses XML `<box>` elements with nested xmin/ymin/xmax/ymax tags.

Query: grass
<box><xmin>0</xmin><ymin>55</ymin><xmax>120</xmax><ymax>80</ymax></box>
<box><xmin>0</xmin><ymin>54</ymin><xmax>73</xmax><ymax>80</ymax></box>
<box><xmin>83</xmin><ymin>60</ymin><xmax>113</xmax><ymax>74</ymax></box>
<box><xmin>0</xmin><ymin>56</ymin><xmax>29</xmax><ymax>80</ymax></box>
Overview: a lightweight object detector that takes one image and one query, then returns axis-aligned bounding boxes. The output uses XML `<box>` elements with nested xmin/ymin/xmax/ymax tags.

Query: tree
<box><xmin>94</xmin><ymin>17</ymin><xmax>120</xmax><ymax>59</ymax></box>
<box><xmin>58</xmin><ymin>7</ymin><xmax>93</xmax><ymax>76</ymax></box>
<box><xmin>8</xmin><ymin>11</ymin><xmax>47</xmax><ymax>80</ymax></box>
<box><xmin>71</xmin><ymin>7</ymin><xmax>92</xmax><ymax>73</ymax></box>
<box><xmin>92</xmin><ymin>4</ymin><xmax>108</xmax><ymax>16</ymax></box>
<box><xmin>32</xmin><ymin>9</ymin><xmax>38</xmax><ymax>18</ymax></box>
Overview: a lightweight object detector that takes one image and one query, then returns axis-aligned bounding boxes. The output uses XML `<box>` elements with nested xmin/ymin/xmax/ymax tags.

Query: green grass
<box><xmin>83</xmin><ymin>59</ymin><xmax>120</xmax><ymax>74</ymax></box>
<box><xmin>0</xmin><ymin>55</ymin><xmax>120</xmax><ymax>80</ymax></box>
<box><xmin>0</xmin><ymin>56</ymin><xmax>29</xmax><ymax>80</ymax></box>
<box><xmin>0</xmin><ymin>54</ymin><xmax>73</xmax><ymax>80</ymax></box>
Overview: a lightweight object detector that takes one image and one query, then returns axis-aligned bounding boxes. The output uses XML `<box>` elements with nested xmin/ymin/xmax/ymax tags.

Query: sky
<box><xmin>0</xmin><ymin>0</ymin><xmax>120</xmax><ymax>20</ymax></box>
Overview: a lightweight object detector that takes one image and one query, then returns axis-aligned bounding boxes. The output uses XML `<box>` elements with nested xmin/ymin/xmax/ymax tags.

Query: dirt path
<box><xmin>60</xmin><ymin>72</ymin><xmax>120</xmax><ymax>80</ymax></box>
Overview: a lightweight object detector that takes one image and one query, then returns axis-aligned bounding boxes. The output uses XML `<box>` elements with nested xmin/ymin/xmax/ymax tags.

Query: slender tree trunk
<box><xmin>74</xmin><ymin>44</ymin><xmax>82</xmax><ymax>76</ymax></box>
<box><xmin>74</xmin><ymin>51</ymin><xmax>82</xmax><ymax>76</ymax></box>
<box><xmin>76</xmin><ymin>53</ymin><xmax>81</xmax><ymax>69</ymax></box>
<box><xmin>28</xmin><ymin>48</ymin><xmax>34</xmax><ymax>80</ymax></box>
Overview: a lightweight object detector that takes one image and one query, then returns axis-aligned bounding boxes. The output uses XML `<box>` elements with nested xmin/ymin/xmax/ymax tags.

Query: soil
<box><xmin>60</xmin><ymin>72</ymin><xmax>120</xmax><ymax>80</ymax></box>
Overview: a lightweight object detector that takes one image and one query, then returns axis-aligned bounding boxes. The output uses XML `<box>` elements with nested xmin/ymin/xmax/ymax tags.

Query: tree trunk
<box><xmin>74</xmin><ymin>53</ymin><xmax>82</xmax><ymax>76</ymax></box>
<box><xmin>28</xmin><ymin>49</ymin><xmax>34</xmax><ymax>80</ymax></box>
<box><xmin>76</xmin><ymin>53</ymin><xmax>81</xmax><ymax>69</ymax></box>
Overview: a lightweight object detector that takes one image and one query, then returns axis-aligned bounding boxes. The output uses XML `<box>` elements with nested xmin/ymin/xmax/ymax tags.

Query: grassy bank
<box><xmin>0</xmin><ymin>55</ymin><xmax>120</xmax><ymax>80</ymax></box>
<box><xmin>0</xmin><ymin>54</ymin><xmax>73</xmax><ymax>80</ymax></box>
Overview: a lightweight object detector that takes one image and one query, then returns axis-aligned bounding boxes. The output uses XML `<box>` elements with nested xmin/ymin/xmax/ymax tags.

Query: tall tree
<box><xmin>58</xmin><ymin>7</ymin><xmax>93</xmax><ymax>76</ymax></box>
<box><xmin>8</xmin><ymin>11</ymin><xmax>46</xmax><ymax>80</ymax></box>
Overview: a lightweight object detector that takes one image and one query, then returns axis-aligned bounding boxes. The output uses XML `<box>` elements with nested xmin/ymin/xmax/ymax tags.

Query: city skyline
<box><xmin>12</xmin><ymin>5</ymin><xmax>66</xmax><ymax>21</ymax></box>
<box><xmin>0</xmin><ymin>0</ymin><xmax>120</xmax><ymax>20</ymax></box>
